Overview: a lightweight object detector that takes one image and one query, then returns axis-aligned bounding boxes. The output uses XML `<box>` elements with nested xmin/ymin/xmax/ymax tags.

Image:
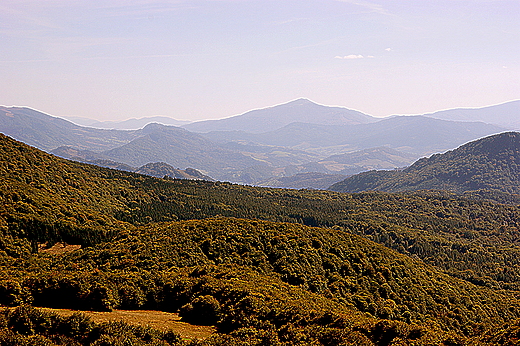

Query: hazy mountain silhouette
<box><xmin>64</xmin><ymin>116</ymin><xmax>192</xmax><ymax>129</ymax></box>
<box><xmin>52</xmin><ymin>146</ymin><xmax>213</xmax><ymax>180</ymax></box>
<box><xmin>257</xmin><ymin>172</ymin><xmax>347</xmax><ymax>190</ymax></box>
<box><xmin>313</xmin><ymin>147</ymin><xmax>418</xmax><ymax>175</ymax></box>
<box><xmin>101</xmin><ymin>123</ymin><xmax>259</xmax><ymax>179</ymax></box>
<box><xmin>0</xmin><ymin>106</ymin><xmax>139</xmax><ymax>151</ymax></box>
<box><xmin>424</xmin><ymin>100</ymin><xmax>520</xmax><ymax>129</ymax></box>
<box><xmin>204</xmin><ymin>116</ymin><xmax>505</xmax><ymax>157</ymax></box>
<box><xmin>183</xmin><ymin>98</ymin><xmax>377</xmax><ymax>133</ymax></box>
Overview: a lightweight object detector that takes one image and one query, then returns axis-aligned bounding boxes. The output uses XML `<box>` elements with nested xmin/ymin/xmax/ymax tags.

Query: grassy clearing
<box><xmin>38</xmin><ymin>308</ymin><xmax>215</xmax><ymax>340</ymax></box>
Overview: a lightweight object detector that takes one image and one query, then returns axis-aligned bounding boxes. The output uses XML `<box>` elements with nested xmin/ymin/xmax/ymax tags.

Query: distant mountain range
<box><xmin>239</xmin><ymin>147</ymin><xmax>417</xmax><ymax>188</ymax></box>
<box><xmin>100</xmin><ymin>123</ymin><xmax>259</xmax><ymax>179</ymax></box>
<box><xmin>330</xmin><ymin>132</ymin><xmax>520</xmax><ymax>195</ymax></box>
<box><xmin>1</xmin><ymin>99</ymin><xmax>516</xmax><ymax>188</ymax></box>
<box><xmin>310</xmin><ymin>147</ymin><xmax>418</xmax><ymax>175</ymax></box>
<box><xmin>203</xmin><ymin>115</ymin><xmax>505</xmax><ymax>156</ymax></box>
<box><xmin>0</xmin><ymin>106</ymin><xmax>140</xmax><ymax>152</ymax></box>
<box><xmin>425</xmin><ymin>100</ymin><xmax>520</xmax><ymax>129</ymax></box>
<box><xmin>183</xmin><ymin>98</ymin><xmax>377</xmax><ymax>133</ymax></box>
<box><xmin>64</xmin><ymin>115</ymin><xmax>192</xmax><ymax>129</ymax></box>
<box><xmin>257</xmin><ymin>172</ymin><xmax>348</xmax><ymax>190</ymax></box>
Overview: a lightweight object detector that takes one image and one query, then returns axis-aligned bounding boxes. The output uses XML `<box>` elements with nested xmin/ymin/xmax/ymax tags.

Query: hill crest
<box><xmin>329</xmin><ymin>131</ymin><xmax>520</xmax><ymax>194</ymax></box>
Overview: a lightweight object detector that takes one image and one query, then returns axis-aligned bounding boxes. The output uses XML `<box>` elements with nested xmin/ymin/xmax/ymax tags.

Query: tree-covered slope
<box><xmin>330</xmin><ymin>131</ymin><xmax>520</xmax><ymax>194</ymax></box>
<box><xmin>5</xmin><ymin>133</ymin><xmax>520</xmax><ymax>343</ymax></box>
<box><xmin>65</xmin><ymin>218</ymin><xmax>520</xmax><ymax>330</ymax></box>
<box><xmin>4</xmin><ymin>132</ymin><xmax>520</xmax><ymax>293</ymax></box>
<box><xmin>5</xmin><ymin>217</ymin><xmax>520</xmax><ymax>345</ymax></box>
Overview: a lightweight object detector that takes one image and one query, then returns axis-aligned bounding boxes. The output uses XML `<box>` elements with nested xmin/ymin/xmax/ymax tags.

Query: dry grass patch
<box><xmin>39</xmin><ymin>308</ymin><xmax>215</xmax><ymax>340</ymax></box>
<box><xmin>39</xmin><ymin>242</ymin><xmax>81</xmax><ymax>254</ymax></box>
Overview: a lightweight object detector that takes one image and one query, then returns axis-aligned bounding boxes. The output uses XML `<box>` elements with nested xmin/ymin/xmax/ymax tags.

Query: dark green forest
<box><xmin>2</xmin><ymin>133</ymin><xmax>520</xmax><ymax>345</ymax></box>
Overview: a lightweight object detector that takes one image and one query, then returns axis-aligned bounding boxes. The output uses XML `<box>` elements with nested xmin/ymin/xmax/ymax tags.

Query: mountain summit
<box><xmin>183</xmin><ymin>98</ymin><xmax>376</xmax><ymax>133</ymax></box>
<box><xmin>330</xmin><ymin>132</ymin><xmax>520</xmax><ymax>194</ymax></box>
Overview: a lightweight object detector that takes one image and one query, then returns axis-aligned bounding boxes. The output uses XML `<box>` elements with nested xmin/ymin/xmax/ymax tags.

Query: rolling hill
<box><xmin>134</xmin><ymin>162</ymin><xmax>213</xmax><ymax>180</ymax></box>
<box><xmin>257</xmin><ymin>172</ymin><xmax>347</xmax><ymax>189</ymax></box>
<box><xmin>253</xmin><ymin>147</ymin><xmax>415</xmax><ymax>189</ymax></box>
<box><xmin>4</xmin><ymin>133</ymin><xmax>520</xmax><ymax>344</ymax></box>
<box><xmin>309</xmin><ymin>146</ymin><xmax>417</xmax><ymax>176</ymax></box>
<box><xmin>329</xmin><ymin>131</ymin><xmax>520</xmax><ymax>194</ymax></box>
<box><xmin>100</xmin><ymin>123</ymin><xmax>259</xmax><ymax>179</ymax></box>
<box><xmin>4</xmin><ymin>132</ymin><xmax>520</xmax><ymax>292</ymax></box>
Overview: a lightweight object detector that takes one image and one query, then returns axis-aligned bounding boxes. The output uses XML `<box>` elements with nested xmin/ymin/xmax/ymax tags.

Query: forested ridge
<box><xmin>330</xmin><ymin>131</ymin><xmax>520</xmax><ymax>194</ymax></box>
<box><xmin>3</xmin><ymin>133</ymin><xmax>520</xmax><ymax>344</ymax></box>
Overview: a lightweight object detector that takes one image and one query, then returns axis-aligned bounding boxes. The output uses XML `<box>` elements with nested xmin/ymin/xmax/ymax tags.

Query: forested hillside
<box><xmin>3</xmin><ymin>133</ymin><xmax>520</xmax><ymax>344</ymax></box>
<box><xmin>330</xmin><ymin>132</ymin><xmax>520</xmax><ymax>194</ymax></box>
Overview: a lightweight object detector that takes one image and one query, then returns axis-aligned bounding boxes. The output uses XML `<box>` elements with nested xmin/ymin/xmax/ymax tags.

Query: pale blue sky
<box><xmin>1</xmin><ymin>0</ymin><xmax>519</xmax><ymax>121</ymax></box>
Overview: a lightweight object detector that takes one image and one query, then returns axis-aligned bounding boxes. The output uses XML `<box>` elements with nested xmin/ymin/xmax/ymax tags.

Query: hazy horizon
<box><xmin>1</xmin><ymin>0</ymin><xmax>519</xmax><ymax>122</ymax></box>
<box><xmin>2</xmin><ymin>97</ymin><xmax>520</xmax><ymax>124</ymax></box>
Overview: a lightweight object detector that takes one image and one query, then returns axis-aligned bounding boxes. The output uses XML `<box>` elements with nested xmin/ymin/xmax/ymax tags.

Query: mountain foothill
<box><xmin>1</xmin><ymin>99</ymin><xmax>516</xmax><ymax>188</ymax></box>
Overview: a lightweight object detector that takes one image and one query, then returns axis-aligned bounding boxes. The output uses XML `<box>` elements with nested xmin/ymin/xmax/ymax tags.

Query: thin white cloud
<box><xmin>385</xmin><ymin>48</ymin><xmax>392</xmax><ymax>51</ymax></box>
<box><xmin>335</xmin><ymin>54</ymin><xmax>364</xmax><ymax>59</ymax></box>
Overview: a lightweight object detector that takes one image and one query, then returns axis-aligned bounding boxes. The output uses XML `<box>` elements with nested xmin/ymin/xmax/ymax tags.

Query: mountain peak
<box><xmin>285</xmin><ymin>98</ymin><xmax>317</xmax><ymax>106</ymax></box>
<box><xmin>183</xmin><ymin>99</ymin><xmax>375</xmax><ymax>133</ymax></box>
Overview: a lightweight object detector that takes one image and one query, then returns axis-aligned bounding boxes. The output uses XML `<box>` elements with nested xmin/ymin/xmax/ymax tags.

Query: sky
<box><xmin>1</xmin><ymin>0</ymin><xmax>519</xmax><ymax>121</ymax></box>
